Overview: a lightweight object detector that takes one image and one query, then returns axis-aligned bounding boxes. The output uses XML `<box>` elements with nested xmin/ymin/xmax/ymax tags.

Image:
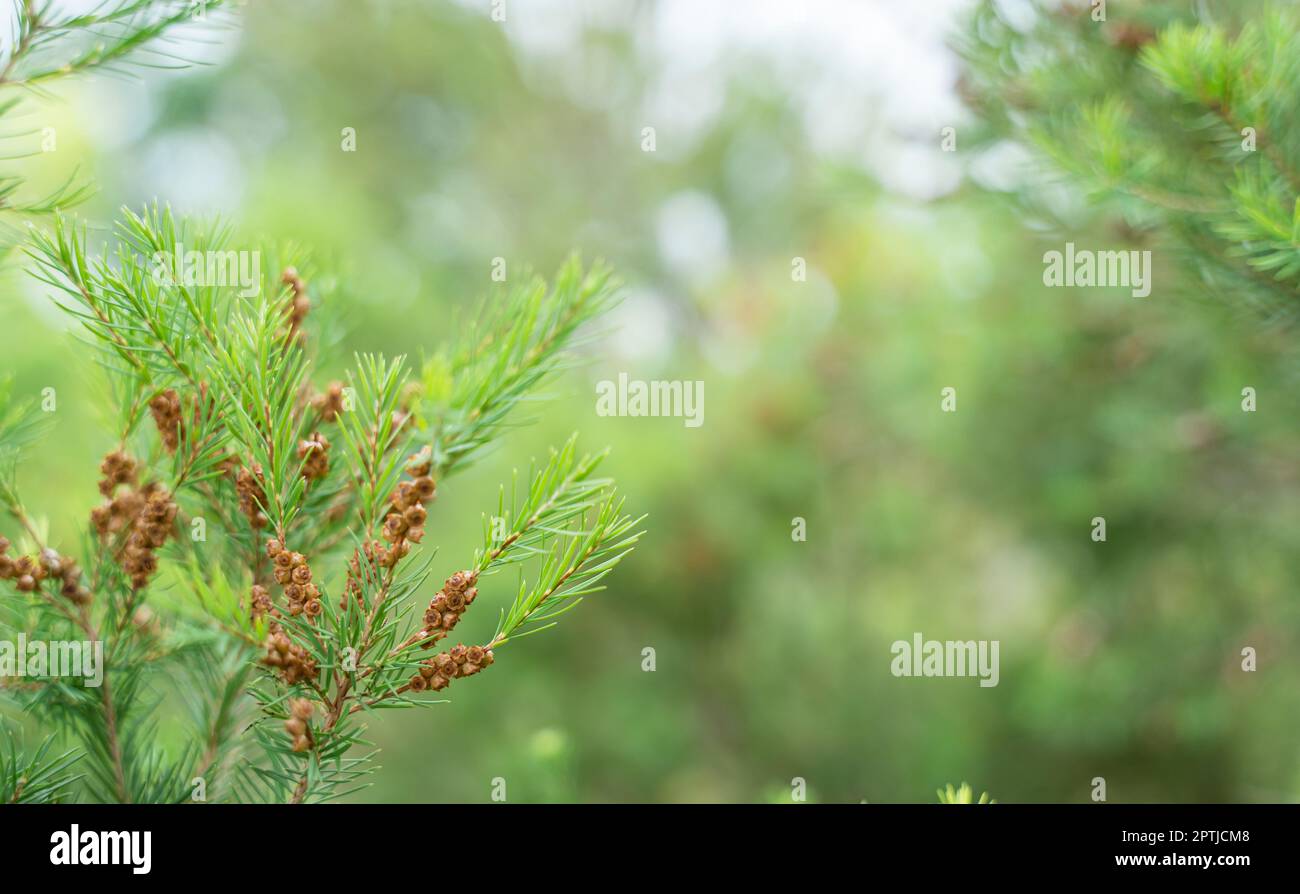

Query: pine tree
<box><xmin>3</xmin><ymin>207</ymin><xmax>642</xmax><ymax>804</ymax></box>
<box><xmin>0</xmin><ymin>0</ymin><xmax>232</xmax><ymax>806</ymax></box>
<box><xmin>0</xmin><ymin>3</ymin><xmax>642</xmax><ymax>804</ymax></box>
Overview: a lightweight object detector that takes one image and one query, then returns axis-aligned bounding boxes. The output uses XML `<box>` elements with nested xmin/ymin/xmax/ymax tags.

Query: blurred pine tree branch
<box><xmin>0</xmin><ymin>0</ymin><xmax>231</xmax><ymax>251</ymax></box>
<box><xmin>958</xmin><ymin>0</ymin><xmax>1300</xmax><ymax>323</ymax></box>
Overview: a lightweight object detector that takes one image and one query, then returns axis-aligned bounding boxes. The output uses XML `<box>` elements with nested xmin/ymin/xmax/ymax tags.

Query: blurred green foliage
<box><xmin>4</xmin><ymin>0</ymin><xmax>1300</xmax><ymax>802</ymax></box>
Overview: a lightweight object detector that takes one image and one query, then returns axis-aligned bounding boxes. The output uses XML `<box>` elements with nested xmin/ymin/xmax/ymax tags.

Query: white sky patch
<box><xmin>606</xmin><ymin>287</ymin><xmax>675</xmax><ymax>365</ymax></box>
<box><xmin>655</xmin><ymin>190</ymin><xmax>731</xmax><ymax>285</ymax></box>
<box><xmin>76</xmin><ymin>79</ymin><xmax>157</xmax><ymax>151</ymax></box>
<box><xmin>129</xmin><ymin>128</ymin><xmax>244</xmax><ymax>214</ymax></box>
<box><xmin>968</xmin><ymin>139</ymin><xmax>1035</xmax><ymax>193</ymax></box>
<box><xmin>474</xmin><ymin>0</ymin><xmax>977</xmax><ymax>199</ymax></box>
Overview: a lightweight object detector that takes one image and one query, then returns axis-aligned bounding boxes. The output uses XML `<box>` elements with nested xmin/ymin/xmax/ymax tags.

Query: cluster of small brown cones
<box><xmin>90</xmin><ymin>485</ymin><xmax>151</xmax><ymax>539</ymax></box>
<box><xmin>263</xmin><ymin>628</ymin><xmax>318</xmax><ymax>685</ymax></box>
<box><xmin>284</xmin><ymin>698</ymin><xmax>314</xmax><ymax>753</ymax></box>
<box><xmin>255</xmin><ymin>553</ymin><xmax>321</xmax><ymax>684</ymax></box>
<box><xmin>406</xmin><ymin>567</ymin><xmax>493</xmax><ymax>692</ymax></box>
<box><xmin>0</xmin><ymin>537</ymin><xmax>90</xmax><ymax>604</ymax></box>
<box><xmin>122</xmin><ymin>489</ymin><xmax>178</xmax><ymax>589</ymax></box>
<box><xmin>410</xmin><ymin>643</ymin><xmax>493</xmax><ymax>692</ymax></box>
<box><xmin>297</xmin><ymin>431</ymin><xmax>330</xmax><ymax>480</ymax></box>
<box><xmin>342</xmin><ymin>448</ymin><xmax>436</xmax><ymax>608</ymax></box>
<box><xmin>267</xmin><ymin>539</ymin><xmax>322</xmax><ymax>619</ymax></box>
<box><xmin>234</xmin><ymin>462</ymin><xmax>269</xmax><ymax>529</ymax></box>
<box><xmin>248</xmin><ymin>583</ymin><xmax>274</xmax><ymax>621</ymax></box>
<box><xmin>90</xmin><ymin>451</ymin><xmax>177</xmax><ymax>589</ymax></box>
<box><xmin>148</xmin><ymin>388</ymin><xmax>183</xmax><ymax>453</ymax></box>
<box><xmin>149</xmin><ymin>384</ymin><xmax>216</xmax><ymax>456</ymax></box>
<box><xmin>382</xmin><ymin>446</ymin><xmax>435</xmax><ymax>548</ymax></box>
<box><xmin>418</xmin><ymin>569</ymin><xmax>479</xmax><ymax>648</ymax></box>
<box><xmin>312</xmin><ymin>381</ymin><xmax>346</xmax><ymax>421</ymax></box>
<box><xmin>281</xmin><ymin>267</ymin><xmax>310</xmax><ymax>343</ymax></box>
<box><xmin>98</xmin><ymin>450</ymin><xmax>136</xmax><ymax>496</ymax></box>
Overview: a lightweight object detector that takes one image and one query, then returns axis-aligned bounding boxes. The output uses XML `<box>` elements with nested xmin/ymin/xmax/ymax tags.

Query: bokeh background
<box><xmin>5</xmin><ymin>0</ymin><xmax>1300</xmax><ymax>802</ymax></box>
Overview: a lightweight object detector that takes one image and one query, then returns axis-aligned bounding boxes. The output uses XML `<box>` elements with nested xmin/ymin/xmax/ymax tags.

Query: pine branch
<box><xmin>490</xmin><ymin>495</ymin><xmax>643</xmax><ymax>648</ymax></box>
<box><xmin>12</xmin><ymin>198</ymin><xmax>640</xmax><ymax>804</ymax></box>
<box><xmin>0</xmin><ymin>733</ymin><xmax>80</xmax><ymax>803</ymax></box>
<box><xmin>0</xmin><ymin>2</ymin><xmax>232</xmax><ymax>253</ymax></box>
<box><xmin>422</xmin><ymin>256</ymin><xmax>620</xmax><ymax>476</ymax></box>
<box><xmin>0</xmin><ymin>0</ymin><xmax>230</xmax><ymax>90</ymax></box>
<box><xmin>959</xmin><ymin>2</ymin><xmax>1300</xmax><ymax>320</ymax></box>
<box><xmin>475</xmin><ymin>434</ymin><xmax>613</xmax><ymax>575</ymax></box>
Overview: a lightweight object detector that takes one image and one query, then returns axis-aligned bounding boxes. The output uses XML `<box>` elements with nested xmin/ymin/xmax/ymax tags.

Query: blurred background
<box><xmin>5</xmin><ymin>0</ymin><xmax>1300</xmax><ymax>802</ymax></box>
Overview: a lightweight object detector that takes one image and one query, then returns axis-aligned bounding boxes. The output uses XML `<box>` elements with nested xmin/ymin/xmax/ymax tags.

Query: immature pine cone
<box><xmin>312</xmin><ymin>381</ymin><xmax>346</xmax><ymax>421</ymax></box>
<box><xmin>340</xmin><ymin>448</ymin><xmax>436</xmax><ymax>609</ymax></box>
<box><xmin>0</xmin><ymin>539</ymin><xmax>89</xmax><ymax>604</ymax></box>
<box><xmin>411</xmin><ymin>642</ymin><xmax>494</xmax><ymax>693</ymax></box>
<box><xmin>120</xmin><ymin>486</ymin><xmax>178</xmax><ymax>589</ymax></box>
<box><xmin>234</xmin><ymin>463</ymin><xmax>269</xmax><ymax>529</ymax></box>
<box><xmin>148</xmin><ymin>389</ymin><xmax>183</xmax><ymax>453</ymax></box>
<box><xmin>284</xmin><ymin>697</ymin><xmax>314</xmax><ymax>753</ymax></box>
<box><xmin>89</xmin><ymin>466</ymin><xmax>177</xmax><ymax>590</ymax></box>
<box><xmin>418</xmin><ymin>569</ymin><xmax>479</xmax><ymax>648</ymax></box>
<box><xmin>97</xmin><ymin>450</ymin><xmax>137</xmax><ymax>497</ymax></box>
<box><xmin>297</xmin><ymin>432</ymin><xmax>331</xmax><ymax>481</ymax></box>
<box><xmin>262</xmin><ymin>630</ymin><xmax>319</xmax><ymax>685</ymax></box>
<box><xmin>281</xmin><ymin>267</ymin><xmax>310</xmax><ymax>343</ymax></box>
<box><xmin>267</xmin><ymin>539</ymin><xmax>322</xmax><ymax>619</ymax></box>
<box><xmin>249</xmin><ymin>584</ymin><xmax>274</xmax><ymax>621</ymax></box>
